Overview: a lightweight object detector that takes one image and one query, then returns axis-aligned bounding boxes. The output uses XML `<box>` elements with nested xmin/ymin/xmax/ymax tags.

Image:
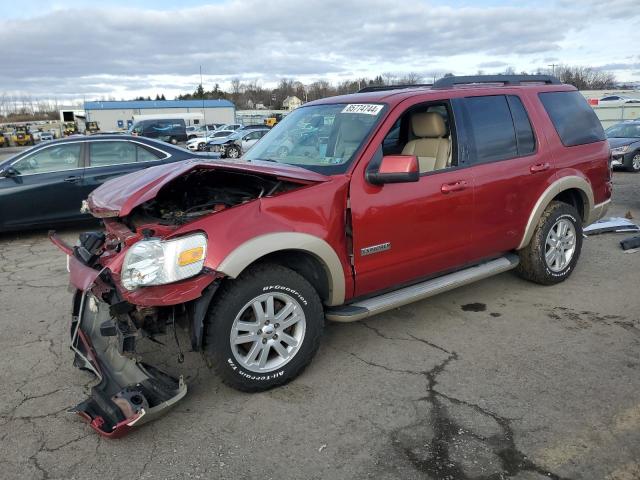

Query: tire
<box><xmin>516</xmin><ymin>201</ymin><xmax>583</xmax><ymax>285</ymax></box>
<box><xmin>204</xmin><ymin>263</ymin><xmax>324</xmax><ymax>392</ymax></box>
<box><xmin>226</xmin><ymin>145</ymin><xmax>241</xmax><ymax>159</ymax></box>
<box><xmin>625</xmin><ymin>152</ymin><xmax>640</xmax><ymax>173</ymax></box>
<box><xmin>170</xmin><ymin>137</ymin><xmax>178</xmax><ymax>145</ymax></box>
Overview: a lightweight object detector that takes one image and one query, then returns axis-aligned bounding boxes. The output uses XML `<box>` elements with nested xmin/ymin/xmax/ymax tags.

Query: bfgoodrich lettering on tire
<box><xmin>204</xmin><ymin>263</ymin><xmax>324</xmax><ymax>392</ymax></box>
<box><xmin>516</xmin><ymin>201</ymin><xmax>583</xmax><ymax>285</ymax></box>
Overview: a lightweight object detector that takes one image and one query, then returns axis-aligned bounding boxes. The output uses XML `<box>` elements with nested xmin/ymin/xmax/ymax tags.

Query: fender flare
<box><xmin>216</xmin><ymin>232</ymin><xmax>346</xmax><ymax>306</ymax></box>
<box><xmin>517</xmin><ymin>175</ymin><xmax>594</xmax><ymax>250</ymax></box>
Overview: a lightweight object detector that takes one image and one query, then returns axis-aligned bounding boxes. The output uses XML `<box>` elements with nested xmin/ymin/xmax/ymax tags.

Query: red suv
<box><xmin>52</xmin><ymin>75</ymin><xmax>611</xmax><ymax>437</ymax></box>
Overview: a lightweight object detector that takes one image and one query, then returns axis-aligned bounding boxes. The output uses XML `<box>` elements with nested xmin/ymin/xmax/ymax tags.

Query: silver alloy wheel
<box><xmin>544</xmin><ymin>218</ymin><xmax>576</xmax><ymax>272</ymax></box>
<box><xmin>230</xmin><ymin>292</ymin><xmax>306</xmax><ymax>373</ymax></box>
<box><xmin>228</xmin><ymin>147</ymin><xmax>240</xmax><ymax>158</ymax></box>
<box><xmin>632</xmin><ymin>154</ymin><xmax>640</xmax><ymax>171</ymax></box>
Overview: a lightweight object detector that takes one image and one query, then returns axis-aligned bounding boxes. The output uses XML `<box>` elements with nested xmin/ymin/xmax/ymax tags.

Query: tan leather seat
<box><xmin>335</xmin><ymin>117</ymin><xmax>368</xmax><ymax>160</ymax></box>
<box><xmin>402</xmin><ymin>112</ymin><xmax>451</xmax><ymax>173</ymax></box>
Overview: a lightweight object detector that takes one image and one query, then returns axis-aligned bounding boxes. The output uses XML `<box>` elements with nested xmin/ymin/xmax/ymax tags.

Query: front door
<box><xmin>0</xmin><ymin>142</ymin><xmax>86</xmax><ymax>229</ymax></box>
<box><xmin>349</xmin><ymin>99</ymin><xmax>476</xmax><ymax>297</ymax></box>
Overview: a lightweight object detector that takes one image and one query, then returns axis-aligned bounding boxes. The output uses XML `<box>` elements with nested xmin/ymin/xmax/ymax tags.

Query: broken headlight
<box><xmin>121</xmin><ymin>233</ymin><xmax>207</xmax><ymax>290</ymax></box>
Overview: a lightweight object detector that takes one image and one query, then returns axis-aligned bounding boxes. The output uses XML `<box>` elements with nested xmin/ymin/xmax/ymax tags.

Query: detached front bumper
<box><xmin>71</xmin><ymin>290</ymin><xmax>187</xmax><ymax>438</ymax></box>
<box><xmin>50</xmin><ymin>234</ymin><xmax>220</xmax><ymax>438</ymax></box>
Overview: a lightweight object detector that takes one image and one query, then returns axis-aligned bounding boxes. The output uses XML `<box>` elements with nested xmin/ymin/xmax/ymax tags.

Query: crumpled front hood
<box><xmin>88</xmin><ymin>159</ymin><xmax>329</xmax><ymax>217</ymax></box>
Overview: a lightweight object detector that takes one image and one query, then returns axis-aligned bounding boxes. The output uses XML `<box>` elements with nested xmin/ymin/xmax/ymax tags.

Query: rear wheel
<box><xmin>626</xmin><ymin>152</ymin><xmax>640</xmax><ymax>173</ymax></box>
<box><xmin>169</xmin><ymin>137</ymin><xmax>178</xmax><ymax>145</ymax></box>
<box><xmin>516</xmin><ymin>201</ymin><xmax>583</xmax><ymax>285</ymax></box>
<box><xmin>204</xmin><ymin>264</ymin><xmax>324</xmax><ymax>392</ymax></box>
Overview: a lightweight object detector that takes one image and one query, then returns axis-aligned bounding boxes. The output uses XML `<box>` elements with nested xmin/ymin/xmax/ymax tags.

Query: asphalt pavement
<box><xmin>0</xmin><ymin>169</ymin><xmax>638</xmax><ymax>479</ymax></box>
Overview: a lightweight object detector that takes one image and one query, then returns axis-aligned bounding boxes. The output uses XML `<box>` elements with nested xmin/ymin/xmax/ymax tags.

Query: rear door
<box><xmin>0</xmin><ymin>142</ymin><xmax>86</xmax><ymax>229</ymax></box>
<box><xmin>81</xmin><ymin>140</ymin><xmax>167</xmax><ymax>199</ymax></box>
<box><xmin>452</xmin><ymin>94</ymin><xmax>555</xmax><ymax>258</ymax></box>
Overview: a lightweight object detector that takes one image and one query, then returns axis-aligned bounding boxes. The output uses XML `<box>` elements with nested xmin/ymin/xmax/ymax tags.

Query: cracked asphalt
<box><xmin>0</xmin><ymin>166</ymin><xmax>639</xmax><ymax>480</ymax></box>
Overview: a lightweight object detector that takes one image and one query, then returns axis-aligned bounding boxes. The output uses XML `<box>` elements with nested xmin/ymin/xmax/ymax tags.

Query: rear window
<box><xmin>539</xmin><ymin>91</ymin><xmax>605</xmax><ymax>147</ymax></box>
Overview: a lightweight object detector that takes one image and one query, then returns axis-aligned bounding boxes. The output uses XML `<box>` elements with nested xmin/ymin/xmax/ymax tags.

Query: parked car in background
<box><xmin>599</xmin><ymin>95</ymin><xmax>640</xmax><ymax>105</ymax></box>
<box><xmin>206</xmin><ymin>128</ymin><xmax>269</xmax><ymax>157</ymax></box>
<box><xmin>186</xmin><ymin>130</ymin><xmax>235</xmax><ymax>151</ymax></box>
<box><xmin>130</xmin><ymin>118</ymin><xmax>187</xmax><ymax>144</ymax></box>
<box><xmin>0</xmin><ymin>135</ymin><xmax>206</xmax><ymax>232</ymax></box>
<box><xmin>238</xmin><ymin>124</ymin><xmax>270</xmax><ymax>130</ymax></box>
<box><xmin>39</xmin><ymin>131</ymin><xmax>54</xmax><ymax>142</ymax></box>
<box><xmin>606</xmin><ymin>120</ymin><xmax>640</xmax><ymax>172</ymax></box>
<box><xmin>216</xmin><ymin>123</ymin><xmax>242</xmax><ymax>132</ymax></box>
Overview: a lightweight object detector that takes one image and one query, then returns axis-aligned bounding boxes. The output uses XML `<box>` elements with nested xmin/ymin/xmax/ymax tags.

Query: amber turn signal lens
<box><xmin>178</xmin><ymin>246</ymin><xmax>204</xmax><ymax>266</ymax></box>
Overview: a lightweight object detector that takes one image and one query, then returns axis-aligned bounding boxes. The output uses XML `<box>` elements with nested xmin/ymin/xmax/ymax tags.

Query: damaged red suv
<box><xmin>52</xmin><ymin>75</ymin><xmax>611</xmax><ymax>437</ymax></box>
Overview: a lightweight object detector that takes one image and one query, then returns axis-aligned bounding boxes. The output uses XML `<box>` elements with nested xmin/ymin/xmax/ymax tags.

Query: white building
<box><xmin>282</xmin><ymin>96</ymin><xmax>303</xmax><ymax>111</ymax></box>
<box><xmin>84</xmin><ymin>99</ymin><xmax>235</xmax><ymax>131</ymax></box>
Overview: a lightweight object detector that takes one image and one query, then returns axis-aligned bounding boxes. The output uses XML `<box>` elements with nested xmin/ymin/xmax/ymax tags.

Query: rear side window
<box><xmin>462</xmin><ymin>95</ymin><xmax>518</xmax><ymax>163</ymax></box>
<box><xmin>539</xmin><ymin>91</ymin><xmax>605</xmax><ymax>146</ymax></box>
<box><xmin>507</xmin><ymin>95</ymin><xmax>536</xmax><ymax>155</ymax></box>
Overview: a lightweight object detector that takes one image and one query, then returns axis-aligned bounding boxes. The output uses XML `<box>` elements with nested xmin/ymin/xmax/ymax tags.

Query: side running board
<box><xmin>326</xmin><ymin>254</ymin><xmax>519</xmax><ymax>322</ymax></box>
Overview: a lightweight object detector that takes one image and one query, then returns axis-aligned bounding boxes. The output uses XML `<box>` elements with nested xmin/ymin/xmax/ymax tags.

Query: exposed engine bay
<box><xmin>129</xmin><ymin>169</ymin><xmax>300</xmax><ymax>226</ymax></box>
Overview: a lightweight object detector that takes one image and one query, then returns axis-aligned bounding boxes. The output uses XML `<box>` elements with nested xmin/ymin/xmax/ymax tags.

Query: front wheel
<box><xmin>226</xmin><ymin>145</ymin><xmax>241</xmax><ymax>159</ymax></box>
<box><xmin>516</xmin><ymin>201</ymin><xmax>583</xmax><ymax>285</ymax></box>
<box><xmin>626</xmin><ymin>152</ymin><xmax>640</xmax><ymax>173</ymax></box>
<box><xmin>204</xmin><ymin>264</ymin><xmax>324</xmax><ymax>392</ymax></box>
<box><xmin>169</xmin><ymin>137</ymin><xmax>178</xmax><ymax>145</ymax></box>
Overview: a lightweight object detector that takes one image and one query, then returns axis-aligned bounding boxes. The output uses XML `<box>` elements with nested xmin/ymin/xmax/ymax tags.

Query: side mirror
<box><xmin>0</xmin><ymin>166</ymin><xmax>17</xmax><ymax>178</ymax></box>
<box><xmin>366</xmin><ymin>155</ymin><xmax>419</xmax><ymax>185</ymax></box>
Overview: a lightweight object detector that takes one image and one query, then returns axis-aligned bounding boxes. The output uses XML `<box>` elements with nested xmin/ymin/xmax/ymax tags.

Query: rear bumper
<box><xmin>587</xmin><ymin>199</ymin><xmax>611</xmax><ymax>225</ymax></box>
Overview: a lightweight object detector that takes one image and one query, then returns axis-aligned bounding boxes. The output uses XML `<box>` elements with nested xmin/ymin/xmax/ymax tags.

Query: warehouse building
<box><xmin>84</xmin><ymin>99</ymin><xmax>235</xmax><ymax>131</ymax></box>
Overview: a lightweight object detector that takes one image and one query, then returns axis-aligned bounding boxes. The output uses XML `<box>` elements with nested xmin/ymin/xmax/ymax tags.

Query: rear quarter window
<box><xmin>538</xmin><ymin>91</ymin><xmax>605</xmax><ymax>147</ymax></box>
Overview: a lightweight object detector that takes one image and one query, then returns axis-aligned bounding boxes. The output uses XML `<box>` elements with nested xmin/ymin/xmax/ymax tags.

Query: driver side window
<box><xmin>12</xmin><ymin>144</ymin><xmax>82</xmax><ymax>175</ymax></box>
<box><xmin>381</xmin><ymin>102</ymin><xmax>456</xmax><ymax>174</ymax></box>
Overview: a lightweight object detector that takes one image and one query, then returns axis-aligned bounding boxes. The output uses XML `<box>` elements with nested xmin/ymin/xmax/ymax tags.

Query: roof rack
<box><xmin>432</xmin><ymin>75</ymin><xmax>561</xmax><ymax>89</ymax></box>
<box><xmin>357</xmin><ymin>83</ymin><xmax>433</xmax><ymax>93</ymax></box>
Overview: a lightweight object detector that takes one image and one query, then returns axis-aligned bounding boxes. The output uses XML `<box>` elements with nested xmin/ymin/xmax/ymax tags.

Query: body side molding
<box><xmin>216</xmin><ymin>232</ymin><xmax>346</xmax><ymax>306</ymax></box>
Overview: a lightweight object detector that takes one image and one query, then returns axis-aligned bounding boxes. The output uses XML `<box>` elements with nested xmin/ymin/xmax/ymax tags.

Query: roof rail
<box><xmin>357</xmin><ymin>83</ymin><xmax>433</xmax><ymax>93</ymax></box>
<box><xmin>432</xmin><ymin>75</ymin><xmax>561</xmax><ymax>89</ymax></box>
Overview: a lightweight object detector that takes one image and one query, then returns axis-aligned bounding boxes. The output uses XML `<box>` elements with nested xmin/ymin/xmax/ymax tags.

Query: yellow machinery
<box><xmin>63</xmin><ymin>121</ymin><xmax>78</xmax><ymax>136</ymax></box>
<box><xmin>11</xmin><ymin>126</ymin><xmax>35</xmax><ymax>146</ymax></box>
<box><xmin>264</xmin><ymin>113</ymin><xmax>283</xmax><ymax>128</ymax></box>
<box><xmin>85</xmin><ymin>121</ymin><xmax>100</xmax><ymax>134</ymax></box>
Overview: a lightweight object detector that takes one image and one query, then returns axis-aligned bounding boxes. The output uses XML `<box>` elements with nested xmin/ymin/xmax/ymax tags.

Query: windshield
<box><xmin>244</xmin><ymin>103</ymin><xmax>386</xmax><ymax>173</ymax></box>
<box><xmin>606</xmin><ymin>123</ymin><xmax>640</xmax><ymax>138</ymax></box>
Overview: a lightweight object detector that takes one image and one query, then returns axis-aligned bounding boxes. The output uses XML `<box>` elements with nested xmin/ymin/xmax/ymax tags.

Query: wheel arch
<box><xmin>518</xmin><ymin>176</ymin><xmax>594</xmax><ymax>250</ymax></box>
<box><xmin>216</xmin><ymin>233</ymin><xmax>346</xmax><ymax>306</ymax></box>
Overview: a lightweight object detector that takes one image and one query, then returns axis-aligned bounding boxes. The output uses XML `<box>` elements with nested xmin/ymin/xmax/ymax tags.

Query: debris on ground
<box><xmin>583</xmin><ymin>217</ymin><xmax>640</xmax><ymax>236</ymax></box>
<box><xmin>620</xmin><ymin>235</ymin><xmax>640</xmax><ymax>251</ymax></box>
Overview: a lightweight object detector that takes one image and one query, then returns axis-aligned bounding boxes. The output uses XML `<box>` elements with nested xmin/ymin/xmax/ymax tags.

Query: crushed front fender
<box><xmin>70</xmin><ymin>290</ymin><xmax>187</xmax><ymax>438</ymax></box>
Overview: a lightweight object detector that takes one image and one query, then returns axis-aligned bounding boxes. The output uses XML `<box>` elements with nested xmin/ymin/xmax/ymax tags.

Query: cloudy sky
<box><xmin>1</xmin><ymin>0</ymin><xmax>639</xmax><ymax>101</ymax></box>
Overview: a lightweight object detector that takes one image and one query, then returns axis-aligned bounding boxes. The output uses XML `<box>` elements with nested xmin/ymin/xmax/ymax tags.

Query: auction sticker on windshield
<box><xmin>341</xmin><ymin>104</ymin><xmax>384</xmax><ymax>115</ymax></box>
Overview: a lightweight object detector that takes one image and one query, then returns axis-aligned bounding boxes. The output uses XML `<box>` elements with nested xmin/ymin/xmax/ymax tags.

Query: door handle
<box><xmin>63</xmin><ymin>176</ymin><xmax>80</xmax><ymax>183</ymax></box>
<box><xmin>441</xmin><ymin>180</ymin><xmax>468</xmax><ymax>194</ymax></box>
<box><xmin>530</xmin><ymin>162</ymin><xmax>550</xmax><ymax>173</ymax></box>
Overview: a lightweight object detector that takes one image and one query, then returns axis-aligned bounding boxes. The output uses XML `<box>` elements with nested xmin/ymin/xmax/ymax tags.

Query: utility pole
<box><xmin>548</xmin><ymin>64</ymin><xmax>558</xmax><ymax>76</ymax></box>
<box><xmin>200</xmin><ymin>65</ymin><xmax>207</xmax><ymax>127</ymax></box>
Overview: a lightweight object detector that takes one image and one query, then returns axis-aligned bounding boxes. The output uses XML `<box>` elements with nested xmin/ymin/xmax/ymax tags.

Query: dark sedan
<box><xmin>606</xmin><ymin>121</ymin><xmax>640</xmax><ymax>172</ymax></box>
<box><xmin>0</xmin><ymin>135</ymin><xmax>206</xmax><ymax>232</ymax></box>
